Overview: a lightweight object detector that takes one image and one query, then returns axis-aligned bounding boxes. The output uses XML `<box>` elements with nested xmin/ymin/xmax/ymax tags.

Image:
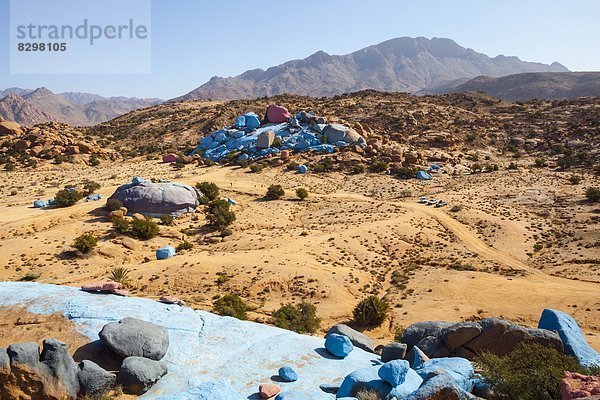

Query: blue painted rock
<box><xmin>327</xmin><ymin>324</ymin><xmax>375</xmax><ymax>353</ymax></box>
<box><xmin>406</xmin><ymin>373</ymin><xmax>477</xmax><ymax>400</ymax></box>
<box><xmin>33</xmin><ymin>199</ymin><xmax>47</xmax><ymax>208</ymax></box>
<box><xmin>387</xmin><ymin>368</ymin><xmax>423</xmax><ymax>399</ymax></box>
<box><xmin>378</xmin><ymin>359</ymin><xmax>410</xmax><ymax>386</ymax></box>
<box><xmin>297</xmin><ymin>164</ymin><xmax>308</xmax><ymax>174</ymax></box>
<box><xmin>156</xmin><ymin>246</ymin><xmax>176</xmax><ymax>260</ymax></box>
<box><xmin>278</xmin><ymin>365</ymin><xmax>298</xmax><ymax>382</ymax></box>
<box><xmin>414</xmin><ymin>357</ymin><xmax>475</xmax><ymax>392</ymax></box>
<box><xmin>337</xmin><ymin>367</ymin><xmax>392</xmax><ymax>398</ymax></box>
<box><xmin>325</xmin><ymin>333</ymin><xmax>353</xmax><ymax>358</ymax></box>
<box><xmin>538</xmin><ymin>308</ymin><xmax>600</xmax><ymax>367</ymax></box>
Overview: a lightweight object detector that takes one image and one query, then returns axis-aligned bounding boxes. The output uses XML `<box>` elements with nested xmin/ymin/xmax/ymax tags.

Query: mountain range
<box><xmin>174</xmin><ymin>37</ymin><xmax>569</xmax><ymax>101</ymax></box>
<box><xmin>0</xmin><ymin>87</ymin><xmax>162</xmax><ymax>126</ymax></box>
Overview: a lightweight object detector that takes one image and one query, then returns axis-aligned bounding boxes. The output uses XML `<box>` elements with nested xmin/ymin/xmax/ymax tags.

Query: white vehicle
<box><xmin>428</xmin><ymin>198</ymin><xmax>438</xmax><ymax>205</ymax></box>
<box><xmin>418</xmin><ymin>196</ymin><xmax>428</xmax><ymax>203</ymax></box>
<box><xmin>435</xmin><ymin>200</ymin><xmax>447</xmax><ymax>208</ymax></box>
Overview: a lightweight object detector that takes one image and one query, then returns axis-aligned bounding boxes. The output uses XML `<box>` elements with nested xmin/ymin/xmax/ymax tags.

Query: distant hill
<box><xmin>422</xmin><ymin>72</ymin><xmax>600</xmax><ymax>101</ymax></box>
<box><xmin>0</xmin><ymin>87</ymin><xmax>162</xmax><ymax>126</ymax></box>
<box><xmin>174</xmin><ymin>37</ymin><xmax>568</xmax><ymax>101</ymax></box>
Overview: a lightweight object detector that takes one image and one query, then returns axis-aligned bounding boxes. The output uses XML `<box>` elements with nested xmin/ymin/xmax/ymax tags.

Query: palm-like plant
<box><xmin>108</xmin><ymin>266</ymin><xmax>131</xmax><ymax>287</ymax></box>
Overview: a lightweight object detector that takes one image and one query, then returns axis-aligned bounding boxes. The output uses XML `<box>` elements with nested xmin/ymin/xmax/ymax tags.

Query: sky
<box><xmin>1</xmin><ymin>0</ymin><xmax>599</xmax><ymax>99</ymax></box>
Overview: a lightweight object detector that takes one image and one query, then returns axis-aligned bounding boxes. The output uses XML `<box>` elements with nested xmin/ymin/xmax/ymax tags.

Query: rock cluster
<box><xmin>0</xmin><ymin>121</ymin><xmax>114</xmax><ymax>167</ymax></box>
<box><xmin>0</xmin><ymin>317</ymin><xmax>168</xmax><ymax>398</ymax></box>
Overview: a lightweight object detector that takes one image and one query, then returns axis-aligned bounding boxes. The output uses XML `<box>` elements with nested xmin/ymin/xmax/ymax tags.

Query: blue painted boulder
<box><xmin>336</xmin><ymin>367</ymin><xmax>392</xmax><ymax>398</ymax></box>
<box><xmin>406</xmin><ymin>373</ymin><xmax>476</xmax><ymax>400</ymax></box>
<box><xmin>132</xmin><ymin>176</ymin><xmax>145</xmax><ymax>184</ymax></box>
<box><xmin>278</xmin><ymin>365</ymin><xmax>298</xmax><ymax>382</ymax></box>
<box><xmin>405</xmin><ymin>346</ymin><xmax>429</xmax><ymax>369</ymax></box>
<box><xmin>297</xmin><ymin>165</ymin><xmax>308</xmax><ymax>174</ymax></box>
<box><xmin>244</xmin><ymin>113</ymin><xmax>261</xmax><ymax>130</ymax></box>
<box><xmin>157</xmin><ymin>380</ymin><xmax>243</xmax><ymax>400</ymax></box>
<box><xmin>414</xmin><ymin>357</ymin><xmax>474</xmax><ymax>392</ymax></box>
<box><xmin>325</xmin><ymin>333</ymin><xmax>353</xmax><ymax>358</ymax></box>
<box><xmin>378</xmin><ymin>359</ymin><xmax>409</xmax><ymax>387</ymax></box>
<box><xmin>156</xmin><ymin>246</ymin><xmax>176</xmax><ymax>260</ymax></box>
<box><xmin>538</xmin><ymin>308</ymin><xmax>600</xmax><ymax>367</ymax></box>
<box><xmin>33</xmin><ymin>199</ymin><xmax>47</xmax><ymax>208</ymax></box>
<box><xmin>387</xmin><ymin>368</ymin><xmax>423</xmax><ymax>399</ymax></box>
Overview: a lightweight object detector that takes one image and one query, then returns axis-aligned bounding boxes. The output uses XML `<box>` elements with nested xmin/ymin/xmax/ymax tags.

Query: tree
<box><xmin>353</xmin><ymin>296</ymin><xmax>389</xmax><ymax>327</ymax></box>
<box><xmin>272</xmin><ymin>302</ymin><xmax>321</xmax><ymax>334</ymax></box>
<box><xmin>206</xmin><ymin>199</ymin><xmax>236</xmax><ymax>230</ymax></box>
<box><xmin>54</xmin><ymin>189</ymin><xmax>83</xmax><ymax>207</ymax></box>
<box><xmin>266</xmin><ymin>184</ymin><xmax>285</xmax><ymax>200</ymax></box>
<box><xmin>296</xmin><ymin>188</ymin><xmax>309</xmax><ymax>200</ymax></box>
<box><xmin>73</xmin><ymin>233</ymin><xmax>98</xmax><ymax>254</ymax></box>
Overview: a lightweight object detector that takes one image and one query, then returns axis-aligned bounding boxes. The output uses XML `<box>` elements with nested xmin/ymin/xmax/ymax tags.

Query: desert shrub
<box><xmin>73</xmin><ymin>233</ymin><xmax>98</xmax><ymax>254</ymax></box>
<box><xmin>220</xmin><ymin>227</ymin><xmax>233</xmax><ymax>237</ymax></box>
<box><xmin>10</xmin><ymin>189</ymin><xmax>17</xmax><ymax>196</ymax></box>
<box><xmin>393</xmin><ymin>326</ymin><xmax>406</xmax><ymax>342</ymax></box>
<box><xmin>353</xmin><ymin>296</ymin><xmax>389</xmax><ymax>327</ymax></box>
<box><xmin>395</xmin><ymin>166</ymin><xmax>418</xmax><ymax>179</ymax></box>
<box><xmin>272</xmin><ymin>138</ymin><xmax>283</xmax><ymax>148</ymax></box>
<box><xmin>89</xmin><ymin>155</ymin><xmax>100</xmax><ymax>166</ymax></box>
<box><xmin>399</xmin><ymin>188</ymin><xmax>412</xmax><ymax>198</ymax></box>
<box><xmin>196</xmin><ymin>181</ymin><xmax>220</xmax><ymax>202</ymax></box>
<box><xmin>296</xmin><ymin>187</ymin><xmax>309</xmax><ymax>200</ymax></box>
<box><xmin>352</xmin><ymin>164</ymin><xmax>366</xmax><ymax>174</ymax></box>
<box><xmin>272</xmin><ymin>302</ymin><xmax>321</xmax><ymax>334</ymax></box>
<box><xmin>534</xmin><ymin>158</ymin><xmax>547</xmax><ymax>168</ymax></box>
<box><xmin>569</xmin><ymin>175</ymin><xmax>582</xmax><ymax>185</ymax></box>
<box><xmin>176</xmin><ymin>241</ymin><xmax>193</xmax><ymax>251</ymax></box>
<box><xmin>484</xmin><ymin>163</ymin><xmax>499</xmax><ymax>172</ymax></box>
<box><xmin>313</xmin><ymin>158</ymin><xmax>334</xmax><ymax>173</ymax></box>
<box><xmin>83</xmin><ymin>180</ymin><xmax>101</xmax><ymax>196</ymax></box>
<box><xmin>470</xmin><ymin>163</ymin><xmax>483</xmax><ymax>172</ymax></box>
<box><xmin>355</xmin><ymin>389</ymin><xmax>384</xmax><ymax>400</ymax></box>
<box><xmin>216</xmin><ymin>272</ymin><xmax>230</xmax><ymax>284</ymax></box>
<box><xmin>286</xmin><ymin>161</ymin><xmax>300</xmax><ymax>171</ymax></box>
<box><xmin>449</xmin><ymin>204</ymin><xmax>463</xmax><ymax>212</ymax></box>
<box><xmin>586</xmin><ymin>187</ymin><xmax>600</xmax><ymax>202</ymax></box>
<box><xmin>475</xmin><ymin>343</ymin><xmax>588</xmax><ymax>400</ymax></box>
<box><xmin>112</xmin><ymin>218</ymin><xmax>130</xmax><ymax>234</ymax></box>
<box><xmin>131</xmin><ymin>218</ymin><xmax>159</xmax><ymax>240</ymax></box>
<box><xmin>108</xmin><ymin>266</ymin><xmax>131</xmax><ymax>286</ymax></box>
<box><xmin>250</xmin><ymin>163</ymin><xmax>265</xmax><ymax>173</ymax></box>
<box><xmin>160</xmin><ymin>214</ymin><xmax>174</xmax><ymax>226</ymax></box>
<box><xmin>266</xmin><ymin>184</ymin><xmax>285</xmax><ymax>200</ymax></box>
<box><xmin>105</xmin><ymin>198</ymin><xmax>123</xmax><ymax>211</ymax></box>
<box><xmin>4</xmin><ymin>162</ymin><xmax>16</xmax><ymax>171</ymax></box>
<box><xmin>507</xmin><ymin>162</ymin><xmax>518</xmax><ymax>170</ymax></box>
<box><xmin>206</xmin><ymin>199</ymin><xmax>236</xmax><ymax>230</ymax></box>
<box><xmin>557</xmin><ymin>155</ymin><xmax>575</xmax><ymax>169</ymax></box>
<box><xmin>213</xmin><ymin>294</ymin><xmax>247</xmax><ymax>320</ymax></box>
<box><xmin>370</xmin><ymin>160</ymin><xmax>389</xmax><ymax>173</ymax></box>
<box><xmin>54</xmin><ymin>189</ymin><xmax>83</xmax><ymax>207</ymax></box>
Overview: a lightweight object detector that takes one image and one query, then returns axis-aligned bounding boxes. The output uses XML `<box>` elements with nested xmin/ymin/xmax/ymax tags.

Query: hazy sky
<box><xmin>1</xmin><ymin>0</ymin><xmax>599</xmax><ymax>99</ymax></box>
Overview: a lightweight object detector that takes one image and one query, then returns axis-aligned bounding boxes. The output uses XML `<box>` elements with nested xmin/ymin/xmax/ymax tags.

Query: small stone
<box><xmin>325</xmin><ymin>333</ymin><xmax>353</xmax><ymax>358</ymax></box>
<box><xmin>381</xmin><ymin>342</ymin><xmax>407</xmax><ymax>362</ymax></box>
<box><xmin>278</xmin><ymin>365</ymin><xmax>298</xmax><ymax>382</ymax></box>
<box><xmin>259</xmin><ymin>383</ymin><xmax>280</xmax><ymax>398</ymax></box>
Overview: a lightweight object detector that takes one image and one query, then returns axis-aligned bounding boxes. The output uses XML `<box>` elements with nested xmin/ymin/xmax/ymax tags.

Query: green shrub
<box><xmin>108</xmin><ymin>266</ymin><xmax>131</xmax><ymax>286</ymax></box>
<box><xmin>470</xmin><ymin>163</ymin><xmax>483</xmax><ymax>173</ymax></box>
<box><xmin>272</xmin><ymin>138</ymin><xmax>283</xmax><ymax>148</ymax></box>
<box><xmin>313</xmin><ymin>158</ymin><xmax>334</xmax><ymax>173</ymax></box>
<box><xmin>112</xmin><ymin>217</ymin><xmax>130</xmax><ymax>234</ymax></box>
<box><xmin>220</xmin><ymin>227</ymin><xmax>233</xmax><ymax>237</ymax></box>
<box><xmin>196</xmin><ymin>181</ymin><xmax>220</xmax><ymax>201</ymax></box>
<box><xmin>206</xmin><ymin>199</ymin><xmax>236</xmax><ymax>230</ymax></box>
<box><xmin>54</xmin><ymin>189</ymin><xmax>83</xmax><ymax>207</ymax></box>
<box><xmin>83</xmin><ymin>180</ymin><xmax>101</xmax><ymax>196</ymax></box>
<box><xmin>216</xmin><ymin>273</ymin><xmax>230</xmax><ymax>285</ymax></box>
<box><xmin>296</xmin><ymin>188</ymin><xmax>309</xmax><ymax>200</ymax></box>
<box><xmin>105</xmin><ymin>198</ymin><xmax>124</xmax><ymax>211</ymax></box>
<box><xmin>476</xmin><ymin>343</ymin><xmax>589</xmax><ymax>400</ymax></box>
<box><xmin>352</xmin><ymin>164</ymin><xmax>366</xmax><ymax>174</ymax></box>
<box><xmin>507</xmin><ymin>162</ymin><xmax>518</xmax><ymax>170</ymax></box>
<box><xmin>353</xmin><ymin>296</ymin><xmax>389</xmax><ymax>327</ymax></box>
<box><xmin>73</xmin><ymin>233</ymin><xmax>98</xmax><ymax>254</ymax></box>
<box><xmin>585</xmin><ymin>187</ymin><xmax>600</xmax><ymax>202</ymax></box>
<box><xmin>569</xmin><ymin>175</ymin><xmax>582</xmax><ymax>185</ymax></box>
<box><xmin>4</xmin><ymin>162</ymin><xmax>16</xmax><ymax>171</ymax></box>
<box><xmin>370</xmin><ymin>160</ymin><xmax>389</xmax><ymax>173</ymax></box>
<box><xmin>89</xmin><ymin>155</ymin><xmax>100</xmax><ymax>166</ymax></box>
<box><xmin>250</xmin><ymin>163</ymin><xmax>265</xmax><ymax>173</ymax></box>
<box><xmin>272</xmin><ymin>302</ymin><xmax>321</xmax><ymax>334</ymax></box>
<box><xmin>22</xmin><ymin>270</ymin><xmax>41</xmax><ymax>281</ymax></box>
<box><xmin>176</xmin><ymin>241</ymin><xmax>193</xmax><ymax>251</ymax></box>
<box><xmin>213</xmin><ymin>294</ymin><xmax>247</xmax><ymax>320</ymax></box>
<box><xmin>160</xmin><ymin>214</ymin><xmax>174</xmax><ymax>226</ymax></box>
<box><xmin>395</xmin><ymin>166</ymin><xmax>417</xmax><ymax>179</ymax></box>
<box><xmin>393</xmin><ymin>326</ymin><xmax>406</xmax><ymax>342</ymax></box>
<box><xmin>534</xmin><ymin>158</ymin><xmax>547</xmax><ymax>168</ymax></box>
<box><xmin>557</xmin><ymin>155</ymin><xmax>575</xmax><ymax>169</ymax></box>
<box><xmin>266</xmin><ymin>184</ymin><xmax>285</xmax><ymax>200</ymax></box>
<box><xmin>286</xmin><ymin>161</ymin><xmax>300</xmax><ymax>171</ymax></box>
<box><xmin>131</xmin><ymin>218</ymin><xmax>159</xmax><ymax>240</ymax></box>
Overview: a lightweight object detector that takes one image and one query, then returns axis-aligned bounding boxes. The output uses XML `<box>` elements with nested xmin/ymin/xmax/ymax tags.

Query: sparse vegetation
<box><xmin>176</xmin><ymin>240</ymin><xmax>193</xmax><ymax>251</ymax></box>
<box><xmin>54</xmin><ymin>189</ymin><xmax>83</xmax><ymax>207</ymax></box>
<box><xmin>73</xmin><ymin>233</ymin><xmax>98</xmax><ymax>254</ymax></box>
<box><xmin>370</xmin><ymin>160</ymin><xmax>389</xmax><ymax>173</ymax></box>
<box><xmin>286</xmin><ymin>161</ymin><xmax>300</xmax><ymax>171</ymax></box>
<box><xmin>352</xmin><ymin>164</ymin><xmax>366</xmax><ymax>174</ymax></box>
<box><xmin>105</xmin><ymin>198</ymin><xmax>124</xmax><ymax>211</ymax></box>
<box><xmin>83</xmin><ymin>180</ymin><xmax>101</xmax><ymax>196</ymax></box>
<box><xmin>569</xmin><ymin>175</ymin><xmax>582</xmax><ymax>185</ymax></box>
<box><xmin>249</xmin><ymin>163</ymin><xmax>265</xmax><ymax>173</ymax></box>
<box><xmin>585</xmin><ymin>187</ymin><xmax>600</xmax><ymax>202</ymax></box>
<box><xmin>353</xmin><ymin>296</ymin><xmax>389</xmax><ymax>327</ymax></box>
<box><xmin>131</xmin><ymin>218</ymin><xmax>159</xmax><ymax>240</ymax></box>
<box><xmin>213</xmin><ymin>294</ymin><xmax>247</xmax><ymax>320</ymax></box>
<box><xmin>22</xmin><ymin>270</ymin><xmax>41</xmax><ymax>281</ymax></box>
<box><xmin>266</xmin><ymin>184</ymin><xmax>285</xmax><ymax>200</ymax></box>
<box><xmin>112</xmin><ymin>217</ymin><xmax>130</xmax><ymax>234</ymax></box>
<box><xmin>533</xmin><ymin>158</ymin><xmax>547</xmax><ymax>168</ymax></box>
<box><xmin>108</xmin><ymin>267</ymin><xmax>131</xmax><ymax>286</ymax></box>
<box><xmin>272</xmin><ymin>302</ymin><xmax>320</xmax><ymax>334</ymax></box>
<box><xmin>160</xmin><ymin>214</ymin><xmax>174</xmax><ymax>226</ymax></box>
<box><xmin>196</xmin><ymin>181</ymin><xmax>220</xmax><ymax>202</ymax></box>
<box><xmin>296</xmin><ymin>187</ymin><xmax>309</xmax><ymax>200</ymax></box>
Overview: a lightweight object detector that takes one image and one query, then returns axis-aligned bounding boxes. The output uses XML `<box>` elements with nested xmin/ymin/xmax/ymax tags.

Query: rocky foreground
<box><xmin>1</xmin><ymin>282</ymin><xmax>599</xmax><ymax>399</ymax></box>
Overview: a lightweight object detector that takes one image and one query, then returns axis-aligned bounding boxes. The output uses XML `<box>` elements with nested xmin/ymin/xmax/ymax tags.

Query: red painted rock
<box><xmin>259</xmin><ymin>383</ymin><xmax>281</xmax><ymax>399</ymax></box>
<box><xmin>110</xmin><ymin>288</ymin><xmax>130</xmax><ymax>296</ymax></box>
<box><xmin>561</xmin><ymin>371</ymin><xmax>600</xmax><ymax>400</ymax></box>
<box><xmin>162</xmin><ymin>153</ymin><xmax>178</xmax><ymax>163</ymax></box>
<box><xmin>82</xmin><ymin>281</ymin><xmax>123</xmax><ymax>292</ymax></box>
<box><xmin>159</xmin><ymin>296</ymin><xmax>185</xmax><ymax>306</ymax></box>
<box><xmin>280</xmin><ymin>150</ymin><xmax>290</xmax><ymax>160</ymax></box>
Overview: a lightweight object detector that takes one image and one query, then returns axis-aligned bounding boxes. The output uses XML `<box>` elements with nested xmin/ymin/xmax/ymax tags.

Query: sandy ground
<box><xmin>0</xmin><ymin>158</ymin><xmax>599</xmax><ymax>351</ymax></box>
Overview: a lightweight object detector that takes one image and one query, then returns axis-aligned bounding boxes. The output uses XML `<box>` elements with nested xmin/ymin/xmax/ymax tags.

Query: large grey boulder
<box><xmin>78</xmin><ymin>359</ymin><xmax>116</xmax><ymax>396</ymax></box>
<box><xmin>99</xmin><ymin>317</ymin><xmax>169</xmax><ymax>360</ymax></box>
<box><xmin>323</xmin><ymin>124</ymin><xmax>365</xmax><ymax>145</ymax></box>
<box><xmin>256</xmin><ymin>130</ymin><xmax>275</xmax><ymax>149</ymax></box>
<box><xmin>118</xmin><ymin>356</ymin><xmax>167</xmax><ymax>395</ymax></box>
<box><xmin>442</xmin><ymin>322</ymin><xmax>482</xmax><ymax>351</ymax></box>
<box><xmin>401</xmin><ymin>321</ymin><xmax>453</xmax><ymax>350</ymax></box>
<box><xmin>381</xmin><ymin>342</ymin><xmax>407</xmax><ymax>362</ymax></box>
<box><xmin>40</xmin><ymin>339</ymin><xmax>80</xmax><ymax>398</ymax></box>
<box><xmin>327</xmin><ymin>324</ymin><xmax>376</xmax><ymax>353</ymax></box>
